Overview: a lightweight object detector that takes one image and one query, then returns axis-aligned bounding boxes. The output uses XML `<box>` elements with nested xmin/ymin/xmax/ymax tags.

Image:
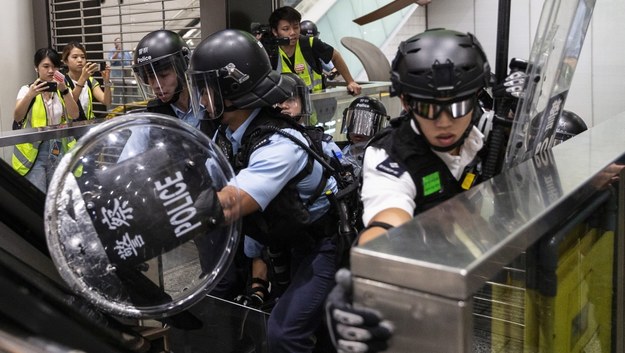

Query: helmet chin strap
<box><xmin>162</xmin><ymin>80</ymin><xmax>184</xmax><ymax>104</ymax></box>
<box><xmin>411</xmin><ymin>109</ymin><xmax>475</xmax><ymax>153</ymax></box>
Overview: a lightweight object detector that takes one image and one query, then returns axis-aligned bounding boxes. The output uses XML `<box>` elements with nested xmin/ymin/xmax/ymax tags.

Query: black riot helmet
<box><xmin>132</xmin><ymin>30</ymin><xmax>190</xmax><ymax>103</ymax></box>
<box><xmin>390</xmin><ymin>28</ymin><xmax>491</xmax><ymax>100</ymax></box>
<box><xmin>300</xmin><ymin>20</ymin><xmax>319</xmax><ymax>37</ymax></box>
<box><xmin>275</xmin><ymin>73</ymin><xmax>312</xmax><ymax>124</ymax></box>
<box><xmin>341</xmin><ymin>96</ymin><xmax>389</xmax><ymax>138</ymax></box>
<box><xmin>554</xmin><ymin>110</ymin><xmax>587</xmax><ymax>145</ymax></box>
<box><xmin>187</xmin><ymin>29</ymin><xmax>295</xmax><ymax>119</ymax></box>
<box><xmin>391</xmin><ymin>28</ymin><xmax>490</xmax><ymax>152</ymax></box>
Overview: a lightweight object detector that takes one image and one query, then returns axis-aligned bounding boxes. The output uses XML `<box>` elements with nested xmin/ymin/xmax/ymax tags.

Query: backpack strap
<box><xmin>14</xmin><ymin>95</ymin><xmax>36</xmax><ymax>130</ymax></box>
<box><xmin>299</xmin><ymin>36</ymin><xmax>323</xmax><ymax>75</ymax></box>
<box><xmin>64</xmin><ymin>77</ymin><xmax>88</xmax><ymax>121</ymax></box>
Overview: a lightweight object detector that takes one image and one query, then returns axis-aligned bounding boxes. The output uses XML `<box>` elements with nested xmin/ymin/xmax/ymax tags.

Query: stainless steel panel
<box><xmin>352</xmin><ymin>111</ymin><xmax>625</xmax><ymax>300</ymax></box>
<box><xmin>353</xmin><ymin>277</ymin><xmax>473</xmax><ymax>353</ymax></box>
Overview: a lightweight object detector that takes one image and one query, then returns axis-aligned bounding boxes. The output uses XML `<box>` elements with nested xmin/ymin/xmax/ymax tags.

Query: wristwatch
<box><xmin>61</xmin><ymin>88</ymin><xmax>70</xmax><ymax>95</ymax></box>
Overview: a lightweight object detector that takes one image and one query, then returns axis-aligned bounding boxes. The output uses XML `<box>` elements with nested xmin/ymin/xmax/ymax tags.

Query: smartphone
<box><xmin>42</xmin><ymin>81</ymin><xmax>58</xmax><ymax>92</ymax></box>
<box><xmin>100</xmin><ymin>62</ymin><xmax>107</xmax><ymax>71</ymax></box>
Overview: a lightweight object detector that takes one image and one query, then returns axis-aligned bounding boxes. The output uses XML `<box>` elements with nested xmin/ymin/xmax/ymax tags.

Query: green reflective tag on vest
<box><xmin>422</xmin><ymin>172</ymin><xmax>441</xmax><ymax>196</ymax></box>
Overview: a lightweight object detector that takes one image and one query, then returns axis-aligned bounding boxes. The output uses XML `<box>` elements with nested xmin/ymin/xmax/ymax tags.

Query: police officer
<box><xmin>187</xmin><ymin>29</ymin><xmax>340</xmax><ymax>353</ymax></box>
<box><xmin>132</xmin><ymin>29</ymin><xmax>218</xmax><ymax>137</ymax></box>
<box><xmin>340</xmin><ymin>96</ymin><xmax>390</xmax><ymax>177</ymax></box>
<box><xmin>326</xmin><ymin>28</ymin><xmax>493</xmax><ymax>352</ymax></box>
<box><xmin>554</xmin><ymin>110</ymin><xmax>587</xmax><ymax>144</ymax></box>
<box><xmin>299</xmin><ymin>20</ymin><xmax>319</xmax><ymax>38</ymax></box>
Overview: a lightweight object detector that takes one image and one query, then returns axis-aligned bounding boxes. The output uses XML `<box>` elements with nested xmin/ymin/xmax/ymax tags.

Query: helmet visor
<box><xmin>187</xmin><ymin>70</ymin><xmax>224</xmax><ymax>120</ymax></box>
<box><xmin>275</xmin><ymin>83</ymin><xmax>312</xmax><ymax>124</ymax></box>
<box><xmin>132</xmin><ymin>53</ymin><xmax>187</xmax><ymax>102</ymax></box>
<box><xmin>341</xmin><ymin>108</ymin><xmax>389</xmax><ymax>136</ymax></box>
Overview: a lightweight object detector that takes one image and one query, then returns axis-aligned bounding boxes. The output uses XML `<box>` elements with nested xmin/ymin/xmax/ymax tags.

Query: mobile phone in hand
<box><xmin>100</xmin><ymin>62</ymin><xmax>107</xmax><ymax>71</ymax></box>
<box><xmin>42</xmin><ymin>81</ymin><xmax>58</xmax><ymax>92</ymax></box>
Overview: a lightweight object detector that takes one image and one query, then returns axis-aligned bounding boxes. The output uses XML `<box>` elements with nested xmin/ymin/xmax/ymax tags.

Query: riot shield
<box><xmin>44</xmin><ymin>113</ymin><xmax>240</xmax><ymax>319</ymax></box>
<box><xmin>504</xmin><ymin>0</ymin><xmax>595</xmax><ymax>168</ymax></box>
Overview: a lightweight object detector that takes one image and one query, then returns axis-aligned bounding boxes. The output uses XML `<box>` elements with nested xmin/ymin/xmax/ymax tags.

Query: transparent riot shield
<box><xmin>44</xmin><ymin>113</ymin><xmax>240</xmax><ymax>319</ymax></box>
<box><xmin>504</xmin><ymin>0</ymin><xmax>595</xmax><ymax>168</ymax></box>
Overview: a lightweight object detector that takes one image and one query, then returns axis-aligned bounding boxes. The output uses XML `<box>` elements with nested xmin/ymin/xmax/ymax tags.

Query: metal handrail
<box><xmin>0</xmin><ymin>119</ymin><xmax>106</xmax><ymax>148</ymax></box>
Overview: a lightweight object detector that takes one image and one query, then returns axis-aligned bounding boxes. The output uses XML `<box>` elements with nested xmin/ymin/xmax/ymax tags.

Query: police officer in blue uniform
<box><xmin>187</xmin><ymin>29</ymin><xmax>340</xmax><ymax>353</ymax></box>
<box><xmin>132</xmin><ymin>29</ymin><xmax>218</xmax><ymax>137</ymax></box>
<box><xmin>340</xmin><ymin>96</ymin><xmax>390</xmax><ymax>178</ymax></box>
<box><xmin>326</xmin><ymin>28</ymin><xmax>493</xmax><ymax>353</ymax></box>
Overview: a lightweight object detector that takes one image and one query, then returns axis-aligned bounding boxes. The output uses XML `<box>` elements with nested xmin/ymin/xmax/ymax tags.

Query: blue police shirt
<box><xmin>171</xmin><ymin>102</ymin><xmax>201</xmax><ymax>129</ymax></box>
<box><xmin>224</xmin><ymin>108</ymin><xmax>337</xmax><ymax>222</ymax></box>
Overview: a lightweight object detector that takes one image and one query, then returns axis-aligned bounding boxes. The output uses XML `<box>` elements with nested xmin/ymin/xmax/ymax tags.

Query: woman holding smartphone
<box><xmin>12</xmin><ymin>47</ymin><xmax>79</xmax><ymax>193</ymax></box>
<box><xmin>62</xmin><ymin>41</ymin><xmax>112</xmax><ymax>120</ymax></box>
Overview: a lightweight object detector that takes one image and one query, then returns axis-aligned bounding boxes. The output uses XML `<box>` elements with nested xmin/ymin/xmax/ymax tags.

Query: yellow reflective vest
<box><xmin>67</xmin><ymin>77</ymin><xmax>98</xmax><ymax>120</ymax></box>
<box><xmin>278</xmin><ymin>36</ymin><xmax>324</xmax><ymax>93</ymax></box>
<box><xmin>12</xmin><ymin>91</ymin><xmax>75</xmax><ymax>176</ymax></box>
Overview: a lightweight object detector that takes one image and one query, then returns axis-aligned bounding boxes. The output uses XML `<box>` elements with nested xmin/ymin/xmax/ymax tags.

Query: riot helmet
<box><xmin>341</xmin><ymin>96</ymin><xmax>389</xmax><ymax>140</ymax></box>
<box><xmin>300</xmin><ymin>20</ymin><xmax>319</xmax><ymax>37</ymax></box>
<box><xmin>186</xmin><ymin>29</ymin><xmax>295</xmax><ymax>120</ymax></box>
<box><xmin>554</xmin><ymin>110</ymin><xmax>587</xmax><ymax>145</ymax></box>
<box><xmin>132</xmin><ymin>30</ymin><xmax>190</xmax><ymax>103</ymax></box>
<box><xmin>391</xmin><ymin>28</ymin><xmax>491</xmax><ymax>152</ymax></box>
<box><xmin>275</xmin><ymin>73</ymin><xmax>312</xmax><ymax>124</ymax></box>
<box><xmin>390</xmin><ymin>28</ymin><xmax>491</xmax><ymax>101</ymax></box>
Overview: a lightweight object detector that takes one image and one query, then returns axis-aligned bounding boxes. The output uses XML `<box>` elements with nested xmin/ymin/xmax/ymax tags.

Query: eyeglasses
<box><xmin>407</xmin><ymin>95</ymin><xmax>476</xmax><ymax>120</ymax></box>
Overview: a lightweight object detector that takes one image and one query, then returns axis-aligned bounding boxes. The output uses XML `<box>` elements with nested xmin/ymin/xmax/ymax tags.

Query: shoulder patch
<box><xmin>376</xmin><ymin>157</ymin><xmax>405</xmax><ymax>177</ymax></box>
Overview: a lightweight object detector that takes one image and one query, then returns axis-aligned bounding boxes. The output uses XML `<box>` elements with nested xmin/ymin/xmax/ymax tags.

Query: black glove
<box><xmin>326</xmin><ymin>268</ymin><xmax>393</xmax><ymax>353</ymax></box>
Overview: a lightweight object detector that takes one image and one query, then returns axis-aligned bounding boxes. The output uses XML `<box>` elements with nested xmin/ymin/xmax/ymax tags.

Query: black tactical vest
<box><xmin>369</xmin><ymin>116</ymin><xmax>485</xmax><ymax>215</ymax></box>
<box><xmin>215</xmin><ymin>108</ymin><xmax>329</xmax><ymax>247</ymax></box>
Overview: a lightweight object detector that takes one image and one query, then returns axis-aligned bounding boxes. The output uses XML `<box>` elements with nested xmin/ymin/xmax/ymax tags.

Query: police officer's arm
<box><xmin>358</xmin><ymin>208</ymin><xmax>411</xmax><ymax>245</ymax></box>
<box><xmin>217</xmin><ymin>185</ymin><xmax>260</xmax><ymax>224</ymax></box>
<box><xmin>330</xmin><ymin>50</ymin><xmax>362</xmax><ymax>95</ymax></box>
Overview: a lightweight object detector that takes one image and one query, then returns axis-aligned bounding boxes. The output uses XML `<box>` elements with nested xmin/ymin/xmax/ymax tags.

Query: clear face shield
<box><xmin>341</xmin><ymin>107</ymin><xmax>389</xmax><ymax>138</ymax></box>
<box><xmin>275</xmin><ymin>83</ymin><xmax>312</xmax><ymax>124</ymax></box>
<box><xmin>132</xmin><ymin>53</ymin><xmax>188</xmax><ymax>103</ymax></box>
<box><xmin>186</xmin><ymin>70</ymin><xmax>224</xmax><ymax>120</ymax></box>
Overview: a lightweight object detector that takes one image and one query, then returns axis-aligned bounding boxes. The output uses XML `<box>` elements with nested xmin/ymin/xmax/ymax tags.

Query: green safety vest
<box><xmin>12</xmin><ymin>91</ymin><xmax>76</xmax><ymax>176</ymax></box>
